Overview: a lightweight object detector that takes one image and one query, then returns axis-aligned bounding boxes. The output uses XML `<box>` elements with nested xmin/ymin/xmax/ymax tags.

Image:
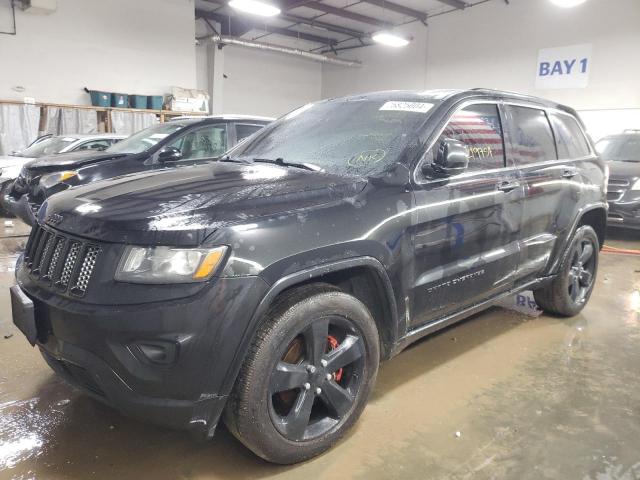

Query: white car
<box><xmin>0</xmin><ymin>133</ymin><xmax>126</xmax><ymax>184</ymax></box>
<box><xmin>0</xmin><ymin>134</ymin><xmax>125</xmax><ymax>214</ymax></box>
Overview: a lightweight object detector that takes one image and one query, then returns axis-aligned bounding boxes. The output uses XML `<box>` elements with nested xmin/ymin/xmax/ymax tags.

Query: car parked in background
<box><xmin>596</xmin><ymin>130</ymin><xmax>640</xmax><ymax>230</ymax></box>
<box><xmin>3</xmin><ymin>115</ymin><xmax>273</xmax><ymax>224</ymax></box>
<box><xmin>10</xmin><ymin>89</ymin><xmax>606</xmax><ymax>463</ymax></box>
<box><xmin>0</xmin><ymin>134</ymin><xmax>125</xmax><ymax>214</ymax></box>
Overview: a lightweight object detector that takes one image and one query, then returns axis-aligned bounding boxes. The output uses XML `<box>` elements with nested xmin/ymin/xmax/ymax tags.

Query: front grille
<box><xmin>607</xmin><ymin>177</ymin><xmax>630</xmax><ymax>203</ymax></box>
<box><xmin>608</xmin><ymin>178</ymin><xmax>630</xmax><ymax>188</ymax></box>
<box><xmin>24</xmin><ymin>224</ymin><xmax>100</xmax><ymax>297</ymax></box>
<box><xmin>607</xmin><ymin>191</ymin><xmax>624</xmax><ymax>202</ymax></box>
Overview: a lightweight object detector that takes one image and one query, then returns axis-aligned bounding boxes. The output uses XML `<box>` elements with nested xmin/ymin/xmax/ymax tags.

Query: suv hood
<box><xmin>25</xmin><ymin>150</ymin><xmax>127</xmax><ymax>172</ymax></box>
<box><xmin>41</xmin><ymin>162</ymin><xmax>367</xmax><ymax>245</ymax></box>
<box><xmin>608</xmin><ymin>160</ymin><xmax>640</xmax><ymax>178</ymax></box>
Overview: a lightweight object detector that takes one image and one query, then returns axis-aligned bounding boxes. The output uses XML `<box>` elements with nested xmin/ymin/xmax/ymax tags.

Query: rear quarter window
<box><xmin>550</xmin><ymin>113</ymin><xmax>591</xmax><ymax>159</ymax></box>
<box><xmin>508</xmin><ymin>106</ymin><xmax>557</xmax><ymax>165</ymax></box>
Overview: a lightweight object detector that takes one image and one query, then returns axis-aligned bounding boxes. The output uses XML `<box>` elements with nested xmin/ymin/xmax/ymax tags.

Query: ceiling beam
<box><xmin>199</xmin><ymin>0</ymin><xmax>366</xmax><ymax>39</ymax></box>
<box><xmin>358</xmin><ymin>0</ymin><xmax>427</xmax><ymax>22</ymax></box>
<box><xmin>279</xmin><ymin>12</ymin><xmax>367</xmax><ymax>38</ymax></box>
<box><xmin>196</xmin><ymin>9</ymin><xmax>338</xmax><ymax>44</ymax></box>
<box><xmin>277</xmin><ymin>0</ymin><xmax>315</xmax><ymax>9</ymax></box>
<box><xmin>434</xmin><ymin>0</ymin><xmax>467</xmax><ymax>9</ymax></box>
<box><xmin>303</xmin><ymin>2</ymin><xmax>389</xmax><ymax>28</ymax></box>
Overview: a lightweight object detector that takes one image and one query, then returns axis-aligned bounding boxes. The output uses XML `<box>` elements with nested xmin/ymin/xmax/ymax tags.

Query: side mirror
<box><xmin>158</xmin><ymin>146</ymin><xmax>182</xmax><ymax>162</ymax></box>
<box><xmin>426</xmin><ymin>138</ymin><xmax>469</xmax><ymax>177</ymax></box>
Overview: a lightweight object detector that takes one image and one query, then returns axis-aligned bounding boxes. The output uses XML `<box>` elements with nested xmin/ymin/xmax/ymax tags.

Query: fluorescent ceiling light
<box><xmin>548</xmin><ymin>0</ymin><xmax>587</xmax><ymax>7</ymax></box>
<box><xmin>372</xmin><ymin>32</ymin><xmax>410</xmax><ymax>48</ymax></box>
<box><xmin>228</xmin><ymin>0</ymin><xmax>281</xmax><ymax>17</ymax></box>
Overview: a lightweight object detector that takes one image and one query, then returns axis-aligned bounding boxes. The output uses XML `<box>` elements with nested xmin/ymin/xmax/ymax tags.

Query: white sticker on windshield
<box><xmin>149</xmin><ymin>133</ymin><xmax>169</xmax><ymax>139</ymax></box>
<box><xmin>379</xmin><ymin>101</ymin><xmax>434</xmax><ymax>113</ymax></box>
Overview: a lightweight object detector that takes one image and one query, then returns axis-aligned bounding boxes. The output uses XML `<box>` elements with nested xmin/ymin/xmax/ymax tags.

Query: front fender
<box><xmin>218</xmin><ymin>256</ymin><xmax>399</xmax><ymax>397</ymax></box>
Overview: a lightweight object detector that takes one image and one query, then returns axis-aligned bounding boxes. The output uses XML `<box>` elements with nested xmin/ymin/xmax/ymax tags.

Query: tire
<box><xmin>533</xmin><ymin>225</ymin><xmax>599</xmax><ymax>317</ymax></box>
<box><xmin>224</xmin><ymin>283</ymin><xmax>380</xmax><ymax>464</ymax></box>
<box><xmin>0</xmin><ymin>181</ymin><xmax>14</xmax><ymax>218</ymax></box>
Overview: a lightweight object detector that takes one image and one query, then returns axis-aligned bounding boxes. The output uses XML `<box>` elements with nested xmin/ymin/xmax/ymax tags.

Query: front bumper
<box><xmin>4</xmin><ymin>193</ymin><xmax>37</xmax><ymax>225</ymax></box>
<box><xmin>607</xmin><ymin>200</ymin><xmax>640</xmax><ymax>230</ymax></box>
<box><xmin>14</xmin><ymin>266</ymin><xmax>269</xmax><ymax>437</ymax></box>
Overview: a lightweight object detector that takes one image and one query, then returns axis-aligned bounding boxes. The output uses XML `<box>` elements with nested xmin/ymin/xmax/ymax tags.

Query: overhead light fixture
<box><xmin>548</xmin><ymin>0</ymin><xmax>587</xmax><ymax>7</ymax></box>
<box><xmin>372</xmin><ymin>31</ymin><xmax>410</xmax><ymax>48</ymax></box>
<box><xmin>228</xmin><ymin>0</ymin><xmax>281</xmax><ymax>17</ymax></box>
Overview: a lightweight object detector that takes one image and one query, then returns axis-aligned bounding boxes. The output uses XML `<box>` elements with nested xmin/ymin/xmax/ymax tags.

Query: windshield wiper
<box><xmin>219</xmin><ymin>155</ymin><xmax>252</xmax><ymax>164</ymax></box>
<box><xmin>252</xmin><ymin>157</ymin><xmax>321</xmax><ymax>171</ymax></box>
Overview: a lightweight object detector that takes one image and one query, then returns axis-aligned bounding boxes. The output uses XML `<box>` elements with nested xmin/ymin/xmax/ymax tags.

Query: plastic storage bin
<box><xmin>147</xmin><ymin>95</ymin><xmax>163</xmax><ymax>110</ymax></box>
<box><xmin>111</xmin><ymin>93</ymin><xmax>128</xmax><ymax>108</ymax></box>
<box><xmin>129</xmin><ymin>95</ymin><xmax>147</xmax><ymax>109</ymax></box>
<box><xmin>87</xmin><ymin>90</ymin><xmax>111</xmax><ymax>107</ymax></box>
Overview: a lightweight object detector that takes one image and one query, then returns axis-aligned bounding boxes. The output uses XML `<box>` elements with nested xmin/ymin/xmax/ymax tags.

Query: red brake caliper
<box><xmin>327</xmin><ymin>335</ymin><xmax>343</xmax><ymax>382</ymax></box>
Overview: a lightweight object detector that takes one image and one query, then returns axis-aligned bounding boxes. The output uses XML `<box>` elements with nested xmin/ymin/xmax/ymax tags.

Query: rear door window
<box><xmin>236</xmin><ymin>124</ymin><xmax>264</xmax><ymax>143</ymax></box>
<box><xmin>550</xmin><ymin>113</ymin><xmax>591</xmax><ymax>159</ymax></box>
<box><xmin>436</xmin><ymin>103</ymin><xmax>505</xmax><ymax>171</ymax></box>
<box><xmin>507</xmin><ymin>106</ymin><xmax>557</xmax><ymax>165</ymax></box>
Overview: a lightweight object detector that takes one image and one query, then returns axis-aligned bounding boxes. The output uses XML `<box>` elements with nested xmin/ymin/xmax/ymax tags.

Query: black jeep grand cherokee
<box><xmin>11</xmin><ymin>89</ymin><xmax>606</xmax><ymax>464</ymax></box>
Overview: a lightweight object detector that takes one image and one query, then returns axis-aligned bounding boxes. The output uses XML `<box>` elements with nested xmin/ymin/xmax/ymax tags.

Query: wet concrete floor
<box><xmin>0</xmin><ymin>220</ymin><xmax>639</xmax><ymax>479</ymax></box>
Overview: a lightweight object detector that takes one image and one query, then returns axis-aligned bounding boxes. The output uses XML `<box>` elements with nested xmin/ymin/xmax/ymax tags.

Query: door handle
<box><xmin>561</xmin><ymin>168</ymin><xmax>578</xmax><ymax>179</ymax></box>
<box><xmin>497</xmin><ymin>181</ymin><xmax>520</xmax><ymax>193</ymax></box>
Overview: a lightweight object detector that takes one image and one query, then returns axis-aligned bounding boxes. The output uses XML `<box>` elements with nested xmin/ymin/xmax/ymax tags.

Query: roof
<box><xmin>55</xmin><ymin>133</ymin><xmax>128</xmax><ymax>140</ymax></box>
<box><xmin>168</xmin><ymin>114</ymin><xmax>276</xmax><ymax>123</ymax></box>
<box><xmin>324</xmin><ymin>88</ymin><xmax>574</xmax><ymax>110</ymax></box>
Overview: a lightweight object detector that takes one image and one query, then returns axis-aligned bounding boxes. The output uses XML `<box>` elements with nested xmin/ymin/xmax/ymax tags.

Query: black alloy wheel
<box><xmin>567</xmin><ymin>237</ymin><xmax>596</xmax><ymax>306</ymax></box>
<box><xmin>534</xmin><ymin>225</ymin><xmax>600</xmax><ymax>317</ymax></box>
<box><xmin>224</xmin><ymin>284</ymin><xmax>379</xmax><ymax>464</ymax></box>
<box><xmin>269</xmin><ymin>316</ymin><xmax>365</xmax><ymax>441</ymax></box>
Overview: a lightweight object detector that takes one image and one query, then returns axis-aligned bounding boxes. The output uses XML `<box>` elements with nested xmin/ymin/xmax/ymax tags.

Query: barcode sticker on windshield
<box><xmin>380</xmin><ymin>101</ymin><xmax>434</xmax><ymax>113</ymax></box>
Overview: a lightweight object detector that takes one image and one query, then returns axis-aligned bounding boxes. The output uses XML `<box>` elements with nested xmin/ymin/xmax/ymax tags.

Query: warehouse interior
<box><xmin>0</xmin><ymin>0</ymin><xmax>639</xmax><ymax>478</ymax></box>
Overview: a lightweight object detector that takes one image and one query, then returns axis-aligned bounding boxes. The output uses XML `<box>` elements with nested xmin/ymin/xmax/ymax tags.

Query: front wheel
<box><xmin>0</xmin><ymin>181</ymin><xmax>14</xmax><ymax>218</ymax></box>
<box><xmin>534</xmin><ymin>225</ymin><xmax>599</xmax><ymax>317</ymax></box>
<box><xmin>224</xmin><ymin>284</ymin><xmax>380</xmax><ymax>464</ymax></box>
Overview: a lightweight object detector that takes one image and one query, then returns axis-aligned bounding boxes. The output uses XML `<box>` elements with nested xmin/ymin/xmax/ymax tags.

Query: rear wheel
<box><xmin>534</xmin><ymin>225</ymin><xmax>599</xmax><ymax>317</ymax></box>
<box><xmin>224</xmin><ymin>284</ymin><xmax>379</xmax><ymax>464</ymax></box>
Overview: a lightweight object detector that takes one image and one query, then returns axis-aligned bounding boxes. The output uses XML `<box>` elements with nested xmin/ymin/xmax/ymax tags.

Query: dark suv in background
<box><xmin>3</xmin><ymin>115</ymin><xmax>273</xmax><ymax>225</ymax></box>
<box><xmin>10</xmin><ymin>89</ymin><xmax>606</xmax><ymax>464</ymax></box>
<box><xmin>597</xmin><ymin>130</ymin><xmax>640</xmax><ymax>230</ymax></box>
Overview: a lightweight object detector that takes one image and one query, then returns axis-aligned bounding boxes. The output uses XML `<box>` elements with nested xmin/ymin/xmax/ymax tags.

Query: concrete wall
<box><xmin>322</xmin><ymin>0</ymin><xmax>640</xmax><ymax>138</ymax></box>
<box><xmin>0</xmin><ymin>0</ymin><xmax>197</xmax><ymax>105</ymax></box>
<box><xmin>195</xmin><ymin>39</ymin><xmax>322</xmax><ymax>118</ymax></box>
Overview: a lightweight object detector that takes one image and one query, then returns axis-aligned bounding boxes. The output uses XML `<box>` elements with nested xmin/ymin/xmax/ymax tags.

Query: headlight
<box><xmin>632</xmin><ymin>179</ymin><xmax>640</xmax><ymax>191</ymax></box>
<box><xmin>115</xmin><ymin>245</ymin><xmax>228</xmax><ymax>284</ymax></box>
<box><xmin>40</xmin><ymin>171</ymin><xmax>77</xmax><ymax>189</ymax></box>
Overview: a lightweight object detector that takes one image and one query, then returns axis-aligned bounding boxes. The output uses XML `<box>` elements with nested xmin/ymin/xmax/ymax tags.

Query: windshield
<box><xmin>596</xmin><ymin>135</ymin><xmax>640</xmax><ymax>162</ymax></box>
<box><xmin>106</xmin><ymin>122</ymin><xmax>188</xmax><ymax>155</ymax></box>
<box><xmin>17</xmin><ymin>136</ymin><xmax>78</xmax><ymax>157</ymax></box>
<box><xmin>229</xmin><ymin>97</ymin><xmax>439</xmax><ymax>176</ymax></box>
